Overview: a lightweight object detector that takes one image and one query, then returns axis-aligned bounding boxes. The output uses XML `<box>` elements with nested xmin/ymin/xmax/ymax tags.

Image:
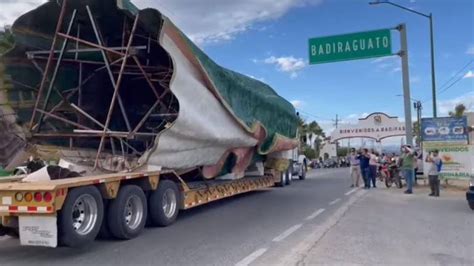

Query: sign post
<box><xmin>398</xmin><ymin>23</ymin><xmax>413</xmax><ymax>146</ymax></box>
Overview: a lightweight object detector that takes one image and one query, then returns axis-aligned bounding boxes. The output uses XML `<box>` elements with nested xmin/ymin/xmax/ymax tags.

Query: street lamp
<box><xmin>370</xmin><ymin>0</ymin><xmax>437</xmax><ymax>118</ymax></box>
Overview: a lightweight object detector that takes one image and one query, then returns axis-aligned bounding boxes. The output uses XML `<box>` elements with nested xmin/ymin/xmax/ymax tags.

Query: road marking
<box><xmin>278</xmin><ymin>190</ymin><xmax>368</xmax><ymax>266</ymax></box>
<box><xmin>329</xmin><ymin>198</ymin><xmax>341</xmax><ymax>205</ymax></box>
<box><xmin>344</xmin><ymin>188</ymin><xmax>358</xmax><ymax>196</ymax></box>
<box><xmin>235</xmin><ymin>248</ymin><xmax>268</xmax><ymax>266</ymax></box>
<box><xmin>305</xmin><ymin>208</ymin><xmax>325</xmax><ymax>220</ymax></box>
<box><xmin>272</xmin><ymin>224</ymin><xmax>303</xmax><ymax>242</ymax></box>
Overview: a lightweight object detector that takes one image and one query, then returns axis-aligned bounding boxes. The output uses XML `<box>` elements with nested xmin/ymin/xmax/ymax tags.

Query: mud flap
<box><xmin>19</xmin><ymin>216</ymin><xmax>57</xmax><ymax>247</ymax></box>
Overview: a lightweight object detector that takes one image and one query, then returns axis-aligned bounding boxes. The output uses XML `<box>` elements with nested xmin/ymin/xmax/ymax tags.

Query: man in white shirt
<box><xmin>347</xmin><ymin>148</ymin><xmax>361</xmax><ymax>187</ymax></box>
<box><xmin>368</xmin><ymin>149</ymin><xmax>378</xmax><ymax>188</ymax></box>
<box><xmin>425</xmin><ymin>149</ymin><xmax>442</xmax><ymax>197</ymax></box>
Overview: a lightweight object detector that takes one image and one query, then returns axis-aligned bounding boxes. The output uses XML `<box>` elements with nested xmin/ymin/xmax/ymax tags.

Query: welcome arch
<box><xmin>330</xmin><ymin>112</ymin><xmax>406</xmax><ymax>143</ymax></box>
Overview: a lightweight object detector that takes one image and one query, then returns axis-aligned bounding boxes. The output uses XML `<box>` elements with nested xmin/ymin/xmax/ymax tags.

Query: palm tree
<box><xmin>306</xmin><ymin>121</ymin><xmax>325</xmax><ymax>158</ymax></box>
<box><xmin>297</xmin><ymin>117</ymin><xmax>308</xmax><ymax>144</ymax></box>
<box><xmin>448</xmin><ymin>104</ymin><xmax>466</xmax><ymax>118</ymax></box>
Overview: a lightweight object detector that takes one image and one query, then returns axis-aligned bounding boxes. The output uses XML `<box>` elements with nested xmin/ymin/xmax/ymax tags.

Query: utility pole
<box><xmin>333</xmin><ymin>114</ymin><xmax>340</xmax><ymax>129</ymax></box>
<box><xmin>333</xmin><ymin>114</ymin><xmax>340</xmax><ymax>158</ymax></box>
<box><xmin>398</xmin><ymin>23</ymin><xmax>414</xmax><ymax>146</ymax></box>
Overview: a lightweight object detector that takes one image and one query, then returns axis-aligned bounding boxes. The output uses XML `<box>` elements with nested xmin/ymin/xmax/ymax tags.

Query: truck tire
<box><xmin>286</xmin><ymin>167</ymin><xmax>292</xmax><ymax>185</ymax></box>
<box><xmin>299</xmin><ymin>165</ymin><xmax>306</xmax><ymax>180</ymax></box>
<box><xmin>469</xmin><ymin>201</ymin><xmax>474</xmax><ymax>211</ymax></box>
<box><xmin>149</xmin><ymin>180</ymin><xmax>180</xmax><ymax>227</ymax></box>
<box><xmin>277</xmin><ymin>171</ymin><xmax>286</xmax><ymax>187</ymax></box>
<box><xmin>107</xmin><ymin>185</ymin><xmax>147</xmax><ymax>240</ymax></box>
<box><xmin>58</xmin><ymin>186</ymin><xmax>104</xmax><ymax>247</ymax></box>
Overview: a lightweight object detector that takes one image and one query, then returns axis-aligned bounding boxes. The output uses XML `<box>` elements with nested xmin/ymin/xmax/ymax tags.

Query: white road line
<box><xmin>235</xmin><ymin>248</ymin><xmax>268</xmax><ymax>266</ymax></box>
<box><xmin>272</xmin><ymin>224</ymin><xmax>303</xmax><ymax>242</ymax></box>
<box><xmin>344</xmin><ymin>188</ymin><xmax>358</xmax><ymax>196</ymax></box>
<box><xmin>305</xmin><ymin>208</ymin><xmax>325</xmax><ymax>221</ymax></box>
<box><xmin>329</xmin><ymin>198</ymin><xmax>341</xmax><ymax>205</ymax></box>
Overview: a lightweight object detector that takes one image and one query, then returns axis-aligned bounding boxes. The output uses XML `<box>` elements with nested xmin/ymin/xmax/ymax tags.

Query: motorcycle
<box><xmin>386</xmin><ymin>160</ymin><xmax>403</xmax><ymax>188</ymax></box>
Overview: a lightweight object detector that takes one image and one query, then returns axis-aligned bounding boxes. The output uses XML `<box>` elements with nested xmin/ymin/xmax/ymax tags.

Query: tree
<box><xmin>337</xmin><ymin>147</ymin><xmax>350</xmax><ymax>157</ymax></box>
<box><xmin>302</xmin><ymin>146</ymin><xmax>316</xmax><ymax>159</ymax></box>
<box><xmin>448</xmin><ymin>104</ymin><xmax>466</xmax><ymax>118</ymax></box>
<box><xmin>0</xmin><ymin>27</ymin><xmax>14</xmax><ymax>55</ymax></box>
<box><xmin>297</xmin><ymin>116</ymin><xmax>308</xmax><ymax>144</ymax></box>
<box><xmin>296</xmin><ymin>117</ymin><xmax>327</xmax><ymax>160</ymax></box>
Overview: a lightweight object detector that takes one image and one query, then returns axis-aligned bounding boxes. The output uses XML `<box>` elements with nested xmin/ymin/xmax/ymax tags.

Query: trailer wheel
<box><xmin>58</xmin><ymin>186</ymin><xmax>104</xmax><ymax>247</ymax></box>
<box><xmin>107</xmin><ymin>185</ymin><xmax>147</xmax><ymax>240</ymax></box>
<box><xmin>149</xmin><ymin>180</ymin><xmax>180</xmax><ymax>227</ymax></box>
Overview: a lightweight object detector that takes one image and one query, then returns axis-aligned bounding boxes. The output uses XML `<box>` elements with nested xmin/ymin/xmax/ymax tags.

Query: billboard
<box><xmin>423</xmin><ymin>143</ymin><xmax>474</xmax><ymax>180</ymax></box>
<box><xmin>421</xmin><ymin>117</ymin><xmax>468</xmax><ymax>144</ymax></box>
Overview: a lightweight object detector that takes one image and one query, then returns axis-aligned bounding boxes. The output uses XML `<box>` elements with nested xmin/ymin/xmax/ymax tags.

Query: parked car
<box><xmin>466</xmin><ymin>177</ymin><xmax>474</xmax><ymax>211</ymax></box>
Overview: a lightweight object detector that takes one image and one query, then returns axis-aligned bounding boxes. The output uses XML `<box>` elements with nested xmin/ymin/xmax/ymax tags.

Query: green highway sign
<box><xmin>309</xmin><ymin>29</ymin><xmax>392</xmax><ymax>64</ymax></box>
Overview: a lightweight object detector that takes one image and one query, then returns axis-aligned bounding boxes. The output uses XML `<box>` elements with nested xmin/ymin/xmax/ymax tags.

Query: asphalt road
<box><xmin>0</xmin><ymin>168</ymin><xmax>354</xmax><ymax>266</ymax></box>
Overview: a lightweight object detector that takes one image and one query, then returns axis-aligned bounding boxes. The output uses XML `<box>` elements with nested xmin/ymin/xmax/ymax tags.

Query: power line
<box><xmin>422</xmin><ymin>59</ymin><xmax>474</xmax><ymax>103</ymax></box>
<box><xmin>437</xmin><ymin>74</ymin><xmax>466</xmax><ymax>95</ymax></box>
<box><xmin>296</xmin><ymin>109</ymin><xmax>333</xmax><ymax>121</ymax></box>
<box><xmin>438</xmin><ymin>59</ymin><xmax>474</xmax><ymax>90</ymax></box>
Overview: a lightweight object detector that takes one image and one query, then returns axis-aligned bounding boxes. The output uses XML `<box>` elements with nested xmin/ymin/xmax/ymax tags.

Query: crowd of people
<box><xmin>347</xmin><ymin>145</ymin><xmax>442</xmax><ymax>196</ymax></box>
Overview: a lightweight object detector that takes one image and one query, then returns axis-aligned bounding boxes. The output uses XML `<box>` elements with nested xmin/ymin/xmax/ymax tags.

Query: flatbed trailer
<box><xmin>0</xmin><ymin>170</ymin><xmax>279</xmax><ymax>248</ymax></box>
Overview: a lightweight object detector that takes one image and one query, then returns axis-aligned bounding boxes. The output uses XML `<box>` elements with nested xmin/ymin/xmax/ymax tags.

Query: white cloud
<box><xmin>371</xmin><ymin>56</ymin><xmax>398</xmax><ymax>64</ymax></box>
<box><xmin>463</xmin><ymin>70</ymin><xmax>474</xmax><ymax>79</ymax></box>
<box><xmin>290</xmin><ymin>100</ymin><xmax>304</xmax><ymax>108</ymax></box>
<box><xmin>371</xmin><ymin>55</ymin><xmax>402</xmax><ymax>74</ymax></box>
<box><xmin>343</xmin><ymin>112</ymin><xmax>370</xmax><ymax>123</ymax></box>
<box><xmin>467</xmin><ymin>45</ymin><xmax>474</xmax><ymax>55</ymax></box>
<box><xmin>438</xmin><ymin>92</ymin><xmax>474</xmax><ymax>116</ymax></box>
<box><xmin>134</xmin><ymin>0</ymin><xmax>323</xmax><ymax>45</ymax></box>
<box><xmin>0</xmin><ymin>0</ymin><xmax>44</xmax><ymax>27</ymax></box>
<box><xmin>263</xmin><ymin>56</ymin><xmax>306</xmax><ymax>77</ymax></box>
<box><xmin>391</xmin><ymin>67</ymin><xmax>402</xmax><ymax>73</ymax></box>
<box><xmin>1</xmin><ymin>0</ymin><xmax>323</xmax><ymax>45</ymax></box>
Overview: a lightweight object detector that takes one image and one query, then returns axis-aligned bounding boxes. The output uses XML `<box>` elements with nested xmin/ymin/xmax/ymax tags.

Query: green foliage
<box><xmin>297</xmin><ymin>118</ymin><xmax>326</xmax><ymax>159</ymax></box>
<box><xmin>0</xmin><ymin>27</ymin><xmax>15</xmax><ymax>55</ymax></box>
<box><xmin>337</xmin><ymin>147</ymin><xmax>350</xmax><ymax>157</ymax></box>
<box><xmin>302</xmin><ymin>145</ymin><xmax>316</xmax><ymax>159</ymax></box>
<box><xmin>448</xmin><ymin>104</ymin><xmax>466</xmax><ymax>118</ymax></box>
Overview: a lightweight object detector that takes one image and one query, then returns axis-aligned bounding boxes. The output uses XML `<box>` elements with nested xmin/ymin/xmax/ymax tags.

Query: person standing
<box><xmin>347</xmin><ymin>148</ymin><xmax>361</xmax><ymax>187</ymax></box>
<box><xmin>357</xmin><ymin>149</ymin><xmax>371</xmax><ymax>189</ymax></box>
<box><xmin>425</xmin><ymin>149</ymin><xmax>442</xmax><ymax>197</ymax></box>
<box><xmin>400</xmin><ymin>145</ymin><xmax>415</xmax><ymax>194</ymax></box>
<box><xmin>368</xmin><ymin>149</ymin><xmax>378</xmax><ymax>188</ymax></box>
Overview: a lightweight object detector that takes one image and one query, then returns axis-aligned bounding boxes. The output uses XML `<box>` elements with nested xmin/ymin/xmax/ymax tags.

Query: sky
<box><xmin>1</xmin><ymin>0</ymin><xmax>473</xmax><ymax>142</ymax></box>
